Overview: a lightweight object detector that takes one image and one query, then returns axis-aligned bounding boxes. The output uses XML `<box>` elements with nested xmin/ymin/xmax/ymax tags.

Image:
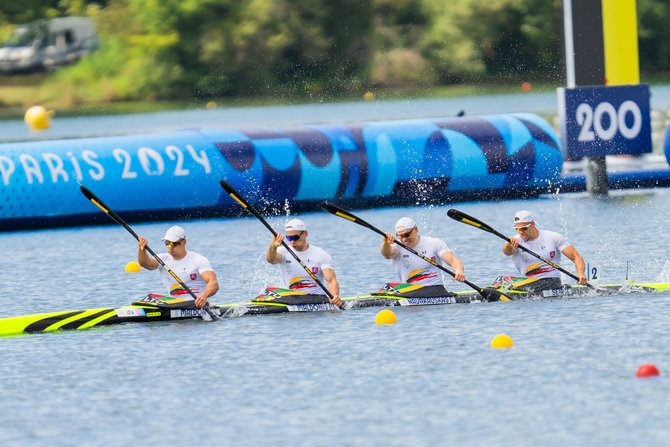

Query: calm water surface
<box><xmin>2</xmin><ymin>85</ymin><xmax>670</xmax><ymax>143</ymax></box>
<box><xmin>2</xmin><ymin>188</ymin><xmax>670</xmax><ymax>446</ymax></box>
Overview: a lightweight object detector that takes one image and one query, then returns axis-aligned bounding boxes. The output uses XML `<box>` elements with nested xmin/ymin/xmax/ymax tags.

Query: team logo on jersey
<box><xmin>406</xmin><ymin>268</ymin><xmax>438</xmax><ymax>283</ymax></box>
<box><xmin>289</xmin><ymin>276</ymin><xmax>316</xmax><ymax>290</ymax></box>
<box><xmin>525</xmin><ymin>262</ymin><xmax>555</xmax><ymax>277</ymax></box>
<box><xmin>312</xmin><ymin>267</ymin><xmax>319</xmax><ymax>274</ymax></box>
<box><xmin>550</xmin><ymin>251</ymin><xmax>556</xmax><ymax>258</ymax></box>
<box><xmin>190</xmin><ymin>273</ymin><xmax>197</xmax><ymax>280</ymax></box>
<box><xmin>169</xmin><ymin>283</ymin><xmax>189</xmax><ymax>296</ymax></box>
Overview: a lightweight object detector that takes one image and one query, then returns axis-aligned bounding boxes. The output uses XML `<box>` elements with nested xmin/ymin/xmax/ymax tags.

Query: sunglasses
<box><xmin>165</xmin><ymin>239</ymin><xmax>183</xmax><ymax>247</ymax></box>
<box><xmin>515</xmin><ymin>224</ymin><xmax>531</xmax><ymax>232</ymax></box>
<box><xmin>286</xmin><ymin>232</ymin><xmax>304</xmax><ymax>242</ymax></box>
<box><xmin>397</xmin><ymin>229</ymin><xmax>413</xmax><ymax>239</ymax></box>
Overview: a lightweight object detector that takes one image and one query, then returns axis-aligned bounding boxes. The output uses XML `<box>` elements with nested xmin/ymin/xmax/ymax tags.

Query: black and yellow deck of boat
<box><xmin>0</xmin><ymin>305</ymin><xmax>164</xmax><ymax>338</ymax></box>
<box><xmin>3</xmin><ymin>283</ymin><xmax>669</xmax><ymax>338</ymax></box>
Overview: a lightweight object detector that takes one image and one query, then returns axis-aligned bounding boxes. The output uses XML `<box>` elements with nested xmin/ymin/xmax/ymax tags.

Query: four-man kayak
<box><xmin>1</xmin><ymin>282</ymin><xmax>668</xmax><ymax>338</ymax></box>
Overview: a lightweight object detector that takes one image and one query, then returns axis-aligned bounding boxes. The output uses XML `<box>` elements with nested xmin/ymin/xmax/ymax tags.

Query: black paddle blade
<box><xmin>320</xmin><ymin>202</ymin><xmax>357</xmax><ymax>223</ymax></box>
<box><xmin>447</xmin><ymin>209</ymin><xmax>497</xmax><ymax>234</ymax></box>
<box><xmin>479</xmin><ymin>287</ymin><xmax>511</xmax><ymax>302</ymax></box>
<box><xmin>80</xmin><ymin>185</ymin><xmax>110</xmax><ymax>214</ymax></box>
<box><xmin>320</xmin><ymin>202</ymin><xmax>381</xmax><ymax>235</ymax></box>
<box><xmin>219</xmin><ymin>179</ymin><xmax>250</xmax><ymax>209</ymax></box>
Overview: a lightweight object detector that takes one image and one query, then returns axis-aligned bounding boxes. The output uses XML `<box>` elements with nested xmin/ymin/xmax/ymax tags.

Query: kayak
<box><xmin>2</xmin><ymin>282</ymin><xmax>668</xmax><ymax>338</ymax></box>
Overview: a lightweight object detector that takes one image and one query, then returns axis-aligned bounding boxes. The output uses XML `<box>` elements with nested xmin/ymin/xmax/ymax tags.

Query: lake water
<box><xmin>2</xmin><ymin>185</ymin><xmax>670</xmax><ymax>446</ymax></box>
<box><xmin>2</xmin><ymin>85</ymin><xmax>670</xmax><ymax>146</ymax></box>
<box><xmin>2</xmin><ymin>92</ymin><xmax>670</xmax><ymax>446</ymax></box>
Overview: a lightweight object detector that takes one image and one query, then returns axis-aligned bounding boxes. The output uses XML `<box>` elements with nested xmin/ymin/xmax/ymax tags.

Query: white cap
<box><xmin>285</xmin><ymin>218</ymin><xmax>307</xmax><ymax>232</ymax></box>
<box><xmin>514</xmin><ymin>210</ymin><xmax>534</xmax><ymax>224</ymax></box>
<box><xmin>161</xmin><ymin>225</ymin><xmax>186</xmax><ymax>242</ymax></box>
<box><xmin>395</xmin><ymin>217</ymin><xmax>416</xmax><ymax>233</ymax></box>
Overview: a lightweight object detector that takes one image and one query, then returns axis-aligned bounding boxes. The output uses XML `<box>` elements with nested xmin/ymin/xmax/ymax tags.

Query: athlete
<box><xmin>380</xmin><ymin>217</ymin><xmax>466</xmax><ymax>295</ymax></box>
<box><xmin>266</xmin><ymin>218</ymin><xmax>342</xmax><ymax>307</ymax></box>
<box><xmin>137</xmin><ymin>225</ymin><xmax>219</xmax><ymax>308</ymax></box>
<box><xmin>502</xmin><ymin>210</ymin><xmax>587</xmax><ymax>291</ymax></box>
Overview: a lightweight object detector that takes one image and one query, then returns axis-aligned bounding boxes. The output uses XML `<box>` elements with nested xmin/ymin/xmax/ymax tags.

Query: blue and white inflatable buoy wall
<box><xmin>0</xmin><ymin>113</ymin><xmax>563</xmax><ymax>231</ymax></box>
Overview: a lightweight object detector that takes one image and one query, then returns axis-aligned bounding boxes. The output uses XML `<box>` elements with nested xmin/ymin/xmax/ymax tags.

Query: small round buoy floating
<box><xmin>206</xmin><ymin>101</ymin><xmax>217</xmax><ymax>109</ymax></box>
<box><xmin>363</xmin><ymin>91</ymin><xmax>375</xmax><ymax>101</ymax></box>
<box><xmin>636</xmin><ymin>364</ymin><xmax>660</xmax><ymax>378</ymax></box>
<box><xmin>491</xmin><ymin>334</ymin><xmax>514</xmax><ymax>348</ymax></box>
<box><xmin>375</xmin><ymin>309</ymin><xmax>397</xmax><ymax>325</ymax></box>
<box><xmin>521</xmin><ymin>82</ymin><xmax>532</xmax><ymax>92</ymax></box>
<box><xmin>125</xmin><ymin>261</ymin><xmax>141</xmax><ymax>273</ymax></box>
<box><xmin>24</xmin><ymin>105</ymin><xmax>53</xmax><ymax>131</ymax></box>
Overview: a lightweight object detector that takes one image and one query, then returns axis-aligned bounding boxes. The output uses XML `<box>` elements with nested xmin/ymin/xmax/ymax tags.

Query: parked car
<box><xmin>0</xmin><ymin>17</ymin><xmax>98</xmax><ymax>74</ymax></box>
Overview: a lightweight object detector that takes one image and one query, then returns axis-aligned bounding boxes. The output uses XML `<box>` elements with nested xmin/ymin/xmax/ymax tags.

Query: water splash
<box><xmin>655</xmin><ymin>260</ymin><xmax>670</xmax><ymax>283</ymax></box>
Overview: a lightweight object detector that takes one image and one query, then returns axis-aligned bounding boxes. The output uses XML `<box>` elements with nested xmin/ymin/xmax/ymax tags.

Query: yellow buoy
<box><xmin>490</xmin><ymin>334</ymin><xmax>514</xmax><ymax>348</ymax></box>
<box><xmin>375</xmin><ymin>309</ymin><xmax>397</xmax><ymax>325</ymax></box>
<box><xmin>206</xmin><ymin>101</ymin><xmax>217</xmax><ymax>109</ymax></box>
<box><xmin>24</xmin><ymin>105</ymin><xmax>53</xmax><ymax>131</ymax></box>
<box><xmin>125</xmin><ymin>261</ymin><xmax>141</xmax><ymax>273</ymax></box>
<box><xmin>363</xmin><ymin>91</ymin><xmax>375</xmax><ymax>101</ymax></box>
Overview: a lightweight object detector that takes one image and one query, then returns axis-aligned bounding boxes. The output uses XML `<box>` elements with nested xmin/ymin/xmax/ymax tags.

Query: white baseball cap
<box><xmin>285</xmin><ymin>218</ymin><xmax>307</xmax><ymax>232</ymax></box>
<box><xmin>513</xmin><ymin>210</ymin><xmax>534</xmax><ymax>224</ymax></box>
<box><xmin>395</xmin><ymin>217</ymin><xmax>416</xmax><ymax>233</ymax></box>
<box><xmin>161</xmin><ymin>225</ymin><xmax>186</xmax><ymax>242</ymax></box>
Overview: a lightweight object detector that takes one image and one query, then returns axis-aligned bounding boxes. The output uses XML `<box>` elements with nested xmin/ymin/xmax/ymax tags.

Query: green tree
<box><xmin>421</xmin><ymin>0</ymin><xmax>562</xmax><ymax>82</ymax></box>
<box><xmin>638</xmin><ymin>0</ymin><xmax>670</xmax><ymax>73</ymax></box>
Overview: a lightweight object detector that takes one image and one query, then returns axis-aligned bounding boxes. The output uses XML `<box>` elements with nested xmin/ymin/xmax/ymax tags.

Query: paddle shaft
<box><xmin>321</xmin><ymin>203</ymin><xmax>502</xmax><ymax>300</ymax></box>
<box><xmin>447</xmin><ymin>209</ymin><xmax>591</xmax><ymax>287</ymax></box>
<box><xmin>219</xmin><ymin>180</ymin><xmax>339</xmax><ymax>305</ymax></box>
<box><xmin>79</xmin><ymin>185</ymin><xmax>219</xmax><ymax>320</ymax></box>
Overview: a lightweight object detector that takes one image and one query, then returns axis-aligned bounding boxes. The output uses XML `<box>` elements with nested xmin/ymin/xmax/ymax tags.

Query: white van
<box><xmin>0</xmin><ymin>17</ymin><xmax>97</xmax><ymax>74</ymax></box>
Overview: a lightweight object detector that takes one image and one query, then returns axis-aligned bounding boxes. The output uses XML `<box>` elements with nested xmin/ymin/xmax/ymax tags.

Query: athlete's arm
<box><xmin>380</xmin><ymin>232</ymin><xmax>397</xmax><ymax>259</ymax></box>
<box><xmin>502</xmin><ymin>237</ymin><xmax>520</xmax><ymax>256</ymax></box>
<box><xmin>266</xmin><ymin>234</ymin><xmax>284</xmax><ymax>264</ymax></box>
<box><xmin>322</xmin><ymin>268</ymin><xmax>342</xmax><ymax>307</ymax></box>
<box><xmin>440</xmin><ymin>251</ymin><xmax>465</xmax><ymax>282</ymax></box>
<box><xmin>137</xmin><ymin>236</ymin><xmax>159</xmax><ymax>270</ymax></box>
<box><xmin>195</xmin><ymin>270</ymin><xmax>219</xmax><ymax>307</ymax></box>
<box><xmin>561</xmin><ymin>245</ymin><xmax>587</xmax><ymax>285</ymax></box>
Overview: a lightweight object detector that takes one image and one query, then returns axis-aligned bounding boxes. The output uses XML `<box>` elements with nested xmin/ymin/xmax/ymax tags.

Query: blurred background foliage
<box><xmin>1</xmin><ymin>0</ymin><xmax>669</xmax><ymax>107</ymax></box>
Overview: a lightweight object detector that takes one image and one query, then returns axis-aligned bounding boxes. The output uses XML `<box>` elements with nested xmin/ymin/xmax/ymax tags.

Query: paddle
<box><xmin>79</xmin><ymin>185</ymin><xmax>220</xmax><ymax>321</ymax></box>
<box><xmin>219</xmin><ymin>179</ymin><xmax>343</xmax><ymax>310</ymax></box>
<box><xmin>447</xmin><ymin>208</ymin><xmax>595</xmax><ymax>289</ymax></box>
<box><xmin>320</xmin><ymin>203</ymin><xmax>509</xmax><ymax>302</ymax></box>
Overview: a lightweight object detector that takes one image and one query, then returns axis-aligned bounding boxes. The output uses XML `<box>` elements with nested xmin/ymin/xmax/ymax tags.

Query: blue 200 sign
<box><xmin>559</xmin><ymin>84</ymin><xmax>651</xmax><ymax>158</ymax></box>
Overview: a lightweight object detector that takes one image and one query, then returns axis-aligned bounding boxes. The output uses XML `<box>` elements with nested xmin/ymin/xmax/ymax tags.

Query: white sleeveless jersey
<box><xmin>276</xmin><ymin>244</ymin><xmax>334</xmax><ymax>295</ymax></box>
<box><xmin>510</xmin><ymin>230</ymin><xmax>570</xmax><ymax>279</ymax></box>
<box><xmin>157</xmin><ymin>251</ymin><xmax>214</xmax><ymax>298</ymax></box>
<box><xmin>390</xmin><ymin>236</ymin><xmax>451</xmax><ymax>286</ymax></box>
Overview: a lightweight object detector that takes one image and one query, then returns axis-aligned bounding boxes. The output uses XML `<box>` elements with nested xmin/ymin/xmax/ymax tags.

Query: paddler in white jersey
<box><xmin>137</xmin><ymin>225</ymin><xmax>219</xmax><ymax>308</ymax></box>
<box><xmin>381</xmin><ymin>217</ymin><xmax>466</xmax><ymax>292</ymax></box>
<box><xmin>266</xmin><ymin>218</ymin><xmax>342</xmax><ymax>307</ymax></box>
<box><xmin>502</xmin><ymin>210</ymin><xmax>587</xmax><ymax>291</ymax></box>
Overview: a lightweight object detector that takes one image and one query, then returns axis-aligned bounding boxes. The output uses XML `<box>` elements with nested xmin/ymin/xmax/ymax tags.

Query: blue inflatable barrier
<box><xmin>0</xmin><ymin>113</ymin><xmax>563</xmax><ymax>231</ymax></box>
